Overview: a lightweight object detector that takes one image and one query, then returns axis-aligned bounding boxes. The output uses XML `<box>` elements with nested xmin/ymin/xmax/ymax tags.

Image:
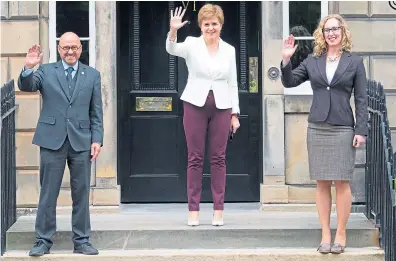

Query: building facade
<box><xmin>1</xmin><ymin>1</ymin><xmax>395</xmax><ymax>208</ymax></box>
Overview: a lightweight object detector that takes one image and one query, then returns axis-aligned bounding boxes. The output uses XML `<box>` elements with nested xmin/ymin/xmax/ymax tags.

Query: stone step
<box><xmin>15</xmin><ymin>203</ymin><xmax>366</xmax><ymax>219</ymax></box>
<box><xmin>2</xmin><ymin>248</ymin><xmax>385</xmax><ymax>261</ymax></box>
<box><xmin>6</xmin><ymin>205</ymin><xmax>378</xmax><ymax>251</ymax></box>
<box><xmin>260</xmin><ymin>204</ymin><xmax>366</xmax><ymax>213</ymax></box>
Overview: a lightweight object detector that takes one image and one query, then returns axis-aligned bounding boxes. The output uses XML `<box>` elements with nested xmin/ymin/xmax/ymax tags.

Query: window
<box><xmin>283</xmin><ymin>1</ymin><xmax>328</xmax><ymax>95</ymax></box>
<box><xmin>49</xmin><ymin>1</ymin><xmax>96</xmax><ymax>67</ymax></box>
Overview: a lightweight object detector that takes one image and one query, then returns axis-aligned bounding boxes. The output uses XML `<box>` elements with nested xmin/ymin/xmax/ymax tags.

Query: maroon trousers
<box><xmin>183</xmin><ymin>91</ymin><xmax>231</xmax><ymax>211</ymax></box>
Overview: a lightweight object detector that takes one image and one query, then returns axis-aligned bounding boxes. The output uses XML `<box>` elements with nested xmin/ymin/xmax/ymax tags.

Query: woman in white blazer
<box><xmin>166</xmin><ymin>4</ymin><xmax>240</xmax><ymax>227</ymax></box>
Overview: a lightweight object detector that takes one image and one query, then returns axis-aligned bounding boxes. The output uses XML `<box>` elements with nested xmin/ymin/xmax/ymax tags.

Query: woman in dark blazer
<box><xmin>280</xmin><ymin>14</ymin><xmax>368</xmax><ymax>254</ymax></box>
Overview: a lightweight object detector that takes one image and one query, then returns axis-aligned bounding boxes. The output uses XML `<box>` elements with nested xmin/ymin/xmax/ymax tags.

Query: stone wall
<box><xmin>336</xmin><ymin>1</ymin><xmax>396</xmax><ymax>141</ymax></box>
<box><xmin>3</xmin><ymin>1</ymin><xmax>395</xmax><ymax>207</ymax></box>
<box><xmin>92</xmin><ymin>1</ymin><xmax>119</xmax><ymax>206</ymax></box>
<box><xmin>260</xmin><ymin>1</ymin><xmax>290</xmax><ymax>203</ymax></box>
<box><xmin>1</xmin><ymin>1</ymin><xmax>47</xmax><ymax>207</ymax></box>
<box><xmin>261</xmin><ymin>1</ymin><xmax>396</xmax><ymax>204</ymax></box>
<box><xmin>1</xmin><ymin>1</ymin><xmax>119</xmax><ymax>208</ymax></box>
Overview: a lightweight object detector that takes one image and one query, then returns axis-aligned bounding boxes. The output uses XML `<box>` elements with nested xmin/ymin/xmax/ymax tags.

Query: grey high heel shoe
<box><xmin>330</xmin><ymin>243</ymin><xmax>346</xmax><ymax>254</ymax></box>
<box><xmin>317</xmin><ymin>243</ymin><xmax>331</xmax><ymax>254</ymax></box>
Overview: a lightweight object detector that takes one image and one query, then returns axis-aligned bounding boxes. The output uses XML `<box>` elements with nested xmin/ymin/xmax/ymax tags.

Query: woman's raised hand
<box><xmin>170</xmin><ymin>7</ymin><xmax>188</xmax><ymax>31</ymax></box>
<box><xmin>282</xmin><ymin>35</ymin><xmax>298</xmax><ymax>64</ymax></box>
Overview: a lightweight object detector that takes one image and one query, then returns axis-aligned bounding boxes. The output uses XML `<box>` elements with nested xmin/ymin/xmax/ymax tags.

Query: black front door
<box><xmin>117</xmin><ymin>1</ymin><xmax>262</xmax><ymax>203</ymax></box>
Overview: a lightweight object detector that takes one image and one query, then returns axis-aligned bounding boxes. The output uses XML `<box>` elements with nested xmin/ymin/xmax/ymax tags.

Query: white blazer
<box><xmin>165</xmin><ymin>35</ymin><xmax>240</xmax><ymax>114</ymax></box>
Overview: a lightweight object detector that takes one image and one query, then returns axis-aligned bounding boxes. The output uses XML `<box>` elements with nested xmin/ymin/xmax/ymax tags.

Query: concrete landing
<box><xmin>6</xmin><ymin>203</ymin><xmax>378</xmax><ymax>252</ymax></box>
<box><xmin>2</xmin><ymin>248</ymin><xmax>385</xmax><ymax>261</ymax></box>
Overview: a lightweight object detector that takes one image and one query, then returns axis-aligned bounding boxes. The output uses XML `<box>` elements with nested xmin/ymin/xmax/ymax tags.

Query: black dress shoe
<box><xmin>73</xmin><ymin>242</ymin><xmax>99</xmax><ymax>255</ymax></box>
<box><xmin>29</xmin><ymin>241</ymin><xmax>50</xmax><ymax>256</ymax></box>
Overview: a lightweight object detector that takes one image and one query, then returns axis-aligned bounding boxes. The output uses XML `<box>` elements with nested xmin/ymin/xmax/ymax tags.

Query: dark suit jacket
<box><xmin>280</xmin><ymin>51</ymin><xmax>368</xmax><ymax>136</ymax></box>
<box><xmin>18</xmin><ymin>61</ymin><xmax>104</xmax><ymax>151</ymax></box>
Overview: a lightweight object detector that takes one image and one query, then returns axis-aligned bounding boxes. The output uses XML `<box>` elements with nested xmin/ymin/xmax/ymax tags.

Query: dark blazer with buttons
<box><xmin>280</xmin><ymin>51</ymin><xmax>368</xmax><ymax>136</ymax></box>
<box><xmin>18</xmin><ymin>60</ymin><xmax>104</xmax><ymax>152</ymax></box>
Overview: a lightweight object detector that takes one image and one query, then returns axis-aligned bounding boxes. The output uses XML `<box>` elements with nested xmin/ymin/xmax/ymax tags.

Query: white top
<box><xmin>207</xmin><ymin>55</ymin><xmax>215</xmax><ymax>90</ymax></box>
<box><xmin>326</xmin><ymin>59</ymin><xmax>340</xmax><ymax>84</ymax></box>
<box><xmin>165</xmin><ymin>35</ymin><xmax>240</xmax><ymax>114</ymax></box>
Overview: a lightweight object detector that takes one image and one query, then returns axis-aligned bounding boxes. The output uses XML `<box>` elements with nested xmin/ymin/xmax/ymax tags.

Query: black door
<box><xmin>117</xmin><ymin>1</ymin><xmax>262</xmax><ymax>203</ymax></box>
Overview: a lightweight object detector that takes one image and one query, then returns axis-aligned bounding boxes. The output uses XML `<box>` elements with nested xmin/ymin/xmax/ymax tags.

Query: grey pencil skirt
<box><xmin>307</xmin><ymin>122</ymin><xmax>356</xmax><ymax>181</ymax></box>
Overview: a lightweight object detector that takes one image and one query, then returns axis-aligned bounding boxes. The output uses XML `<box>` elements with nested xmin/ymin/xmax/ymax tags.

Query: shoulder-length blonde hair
<box><xmin>312</xmin><ymin>14</ymin><xmax>352</xmax><ymax>57</ymax></box>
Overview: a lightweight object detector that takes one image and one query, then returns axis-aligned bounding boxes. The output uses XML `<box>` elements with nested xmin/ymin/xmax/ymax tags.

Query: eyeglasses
<box><xmin>323</xmin><ymin>26</ymin><xmax>342</xmax><ymax>34</ymax></box>
<box><xmin>58</xmin><ymin>45</ymin><xmax>82</xmax><ymax>52</ymax></box>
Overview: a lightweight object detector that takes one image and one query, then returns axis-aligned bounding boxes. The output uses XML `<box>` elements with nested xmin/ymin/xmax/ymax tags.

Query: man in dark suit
<box><xmin>18</xmin><ymin>32</ymin><xmax>103</xmax><ymax>256</ymax></box>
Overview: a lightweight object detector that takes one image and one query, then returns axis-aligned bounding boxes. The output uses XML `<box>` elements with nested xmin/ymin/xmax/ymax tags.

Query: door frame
<box><xmin>116</xmin><ymin>1</ymin><xmax>264</xmax><ymax>202</ymax></box>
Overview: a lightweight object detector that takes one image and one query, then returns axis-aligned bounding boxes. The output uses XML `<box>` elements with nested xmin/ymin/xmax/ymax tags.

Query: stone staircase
<box><xmin>1</xmin><ymin>203</ymin><xmax>385</xmax><ymax>260</ymax></box>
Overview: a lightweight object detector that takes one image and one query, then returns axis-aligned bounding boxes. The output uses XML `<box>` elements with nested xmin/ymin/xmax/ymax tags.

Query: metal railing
<box><xmin>0</xmin><ymin>80</ymin><xmax>17</xmax><ymax>256</ymax></box>
<box><xmin>365</xmin><ymin>79</ymin><xmax>396</xmax><ymax>261</ymax></box>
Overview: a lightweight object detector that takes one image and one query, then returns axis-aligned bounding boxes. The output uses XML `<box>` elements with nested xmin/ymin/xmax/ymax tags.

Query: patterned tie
<box><xmin>66</xmin><ymin>67</ymin><xmax>74</xmax><ymax>82</ymax></box>
<box><xmin>66</xmin><ymin>67</ymin><xmax>74</xmax><ymax>96</ymax></box>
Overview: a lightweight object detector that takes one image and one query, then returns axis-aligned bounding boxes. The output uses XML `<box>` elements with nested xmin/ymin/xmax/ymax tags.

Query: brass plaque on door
<box><xmin>249</xmin><ymin>57</ymin><xmax>259</xmax><ymax>93</ymax></box>
<box><xmin>136</xmin><ymin>97</ymin><xmax>172</xmax><ymax>112</ymax></box>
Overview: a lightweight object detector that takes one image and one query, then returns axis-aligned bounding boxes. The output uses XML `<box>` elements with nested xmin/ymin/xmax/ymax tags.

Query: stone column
<box><xmin>260</xmin><ymin>1</ymin><xmax>288</xmax><ymax>204</ymax></box>
<box><xmin>94</xmin><ymin>1</ymin><xmax>119</xmax><ymax>206</ymax></box>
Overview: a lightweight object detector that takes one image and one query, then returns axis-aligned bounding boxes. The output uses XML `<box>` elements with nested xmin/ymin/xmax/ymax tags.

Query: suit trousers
<box><xmin>183</xmin><ymin>91</ymin><xmax>231</xmax><ymax>211</ymax></box>
<box><xmin>35</xmin><ymin>137</ymin><xmax>91</xmax><ymax>248</ymax></box>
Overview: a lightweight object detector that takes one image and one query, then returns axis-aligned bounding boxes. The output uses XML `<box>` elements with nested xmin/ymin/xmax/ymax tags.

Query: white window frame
<box><xmin>283</xmin><ymin>1</ymin><xmax>328</xmax><ymax>95</ymax></box>
<box><xmin>49</xmin><ymin>1</ymin><xmax>96</xmax><ymax>68</ymax></box>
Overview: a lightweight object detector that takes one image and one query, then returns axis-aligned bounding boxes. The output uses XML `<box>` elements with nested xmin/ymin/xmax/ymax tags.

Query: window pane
<box><xmin>56</xmin><ymin>1</ymin><xmax>89</xmax><ymax>38</ymax></box>
<box><xmin>56</xmin><ymin>40</ymin><xmax>89</xmax><ymax>66</ymax></box>
<box><xmin>290</xmin><ymin>39</ymin><xmax>314</xmax><ymax>70</ymax></box>
<box><xmin>289</xmin><ymin>1</ymin><xmax>321</xmax><ymax>36</ymax></box>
